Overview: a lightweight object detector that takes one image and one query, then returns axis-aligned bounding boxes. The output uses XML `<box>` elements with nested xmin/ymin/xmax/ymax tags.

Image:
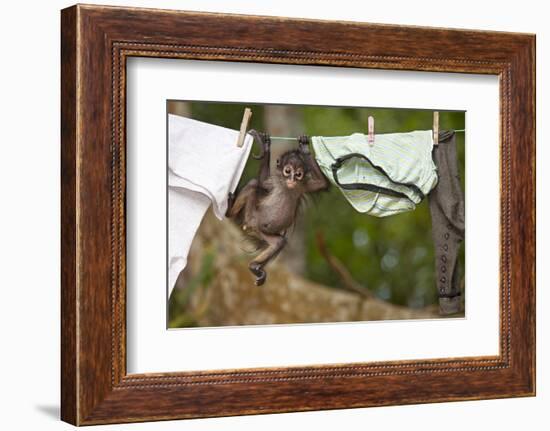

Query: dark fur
<box><xmin>227</xmin><ymin>134</ymin><xmax>329</xmax><ymax>286</ymax></box>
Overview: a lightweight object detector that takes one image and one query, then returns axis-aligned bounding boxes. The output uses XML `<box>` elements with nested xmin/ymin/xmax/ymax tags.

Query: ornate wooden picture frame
<box><xmin>61</xmin><ymin>4</ymin><xmax>535</xmax><ymax>425</ymax></box>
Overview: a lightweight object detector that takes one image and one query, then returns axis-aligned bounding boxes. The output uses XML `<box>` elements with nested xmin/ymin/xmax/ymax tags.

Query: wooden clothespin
<box><xmin>368</xmin><ymin>115</ymin><xmax>375</xmax><ymax>146</ymax></box>
<box><xmin>433</xmin><ymin>111</ymin><xmax>439</xmax><ymax>146</ymax></box>
<box><xmin>236</xmin><ymin>107</ymin><xmax>253</xmax><ymax>148</ymax></box>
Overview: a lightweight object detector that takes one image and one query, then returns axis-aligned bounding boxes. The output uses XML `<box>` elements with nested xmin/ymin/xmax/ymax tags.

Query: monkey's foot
<box><xmin>249</xmin><ymin>262</ymin><xmax>267</xmax><ymax>286</ymax></box>
<box><xmin>255</xmin><ymin>276</ymin><xmax>266</xmax><ymax>286</ymax></box>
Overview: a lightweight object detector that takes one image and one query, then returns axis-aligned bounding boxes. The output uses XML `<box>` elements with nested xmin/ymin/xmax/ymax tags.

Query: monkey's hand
<box><xmin>261</xmin><ymin>132</ymin><xmax>271</xmax><ymax>158</ymax></box>
<box><xmin>298</xmin><ymin>135</ymin><xmax>311</xmax><ymax>155</ymax></box>
<box><xmin>249</xmin><ymin>130</ymin><xmax>271</xmax><ymax>160</ymax></box>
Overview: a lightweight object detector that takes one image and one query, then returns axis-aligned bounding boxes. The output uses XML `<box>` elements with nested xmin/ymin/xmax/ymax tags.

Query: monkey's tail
<box><xmin>248</xmin><ymin>129</ymin><xmax>270</xmax><ymax>160</ymax></box>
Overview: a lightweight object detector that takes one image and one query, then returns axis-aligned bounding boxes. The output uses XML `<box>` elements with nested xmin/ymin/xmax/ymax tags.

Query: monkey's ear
<box><xmin>276</xmin><ymin>158</ymin><xmax>281</xmax><ymax>168</ymax></box>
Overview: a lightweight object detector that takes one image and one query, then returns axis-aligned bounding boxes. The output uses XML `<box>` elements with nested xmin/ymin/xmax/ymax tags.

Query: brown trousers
<box><xmin>429</xmin><ymin>131</ymin><xmax>465</xmax><ymax>315</ymax></box>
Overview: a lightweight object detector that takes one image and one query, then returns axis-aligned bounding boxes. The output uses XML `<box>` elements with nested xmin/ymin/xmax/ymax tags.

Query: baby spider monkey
<box><xmin>226</xmin><ymin>131</ymin><xmax>329</xmax><ymax>286</ymax></box>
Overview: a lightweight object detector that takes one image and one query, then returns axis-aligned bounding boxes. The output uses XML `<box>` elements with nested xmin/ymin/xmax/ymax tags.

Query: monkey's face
<box><xmin>277</xmin><ymin>150</ymin><xmax>308</xmax><ymax>190</ymax></box>
<box><xmin>281</xmin><ymin>162</ymin><xmax>304</xmax><ymax>189</ymax></box>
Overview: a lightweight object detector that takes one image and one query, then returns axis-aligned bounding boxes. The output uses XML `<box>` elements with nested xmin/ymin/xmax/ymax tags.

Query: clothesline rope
<box><xmin>269</xmin><ymin>129</ymin><xmax>465</xmax><ymax>141</ymax></box>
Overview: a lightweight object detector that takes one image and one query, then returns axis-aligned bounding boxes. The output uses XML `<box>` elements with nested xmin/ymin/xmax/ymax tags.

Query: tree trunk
<box><xmin>167</xmin><ymin>101</ymin><xmax>191</xmax><ymax>117</ymax></box>
<box><xmin>172</xmin><ymin>210</ymin><xmax>439</xmax><ymax>327</ymax></box>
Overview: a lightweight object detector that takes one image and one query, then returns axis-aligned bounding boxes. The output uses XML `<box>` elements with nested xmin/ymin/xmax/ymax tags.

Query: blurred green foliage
<box><xmin>168</xmin><ymin>251</ymin><xmax>216</xmax><ymax>327</ymax></box>
<box><xmin>184</xmin><ymin>102</ymin><xmax>465</xmax><ymax>309</ymax></box>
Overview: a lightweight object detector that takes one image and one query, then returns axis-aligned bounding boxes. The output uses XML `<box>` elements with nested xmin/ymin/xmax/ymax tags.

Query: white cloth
<box><xmin>168</xmin><ymin>114</ymin><xmax>253</xmax><ymax>296</ymax></box>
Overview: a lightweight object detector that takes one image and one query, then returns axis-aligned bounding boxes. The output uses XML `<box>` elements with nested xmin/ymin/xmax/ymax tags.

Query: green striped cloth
<box><xmin>311</xmin><ymin>131</ymin><xmax>438</xmax><ymax>217</ymax></box>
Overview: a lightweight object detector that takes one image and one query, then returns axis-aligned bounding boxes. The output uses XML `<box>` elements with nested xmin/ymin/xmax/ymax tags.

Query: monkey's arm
<box><xmin>299</xmin><ymin>136</ymin><xmax>330</xmax><ymax>192</ymax></box>
<box><xmin>258</xmin><ymin>135</ymin><xmax>271</xmax><ymax>188</ymax></box>
<box><xmin>249</xmin><ymin>130</ymin><xmax>272</xmax><ymax>190</ymax></box>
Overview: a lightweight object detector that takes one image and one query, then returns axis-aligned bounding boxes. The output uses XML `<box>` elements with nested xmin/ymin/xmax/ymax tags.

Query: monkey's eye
<box><xmin>295</xmin><ymin>171</ymin><xmax>303</xmax><ymax>180</ymax></box>
<box><xmin>283</xmin><ymin>166</ymin><xmax>291</xmax><ymax>176</ymax></box>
